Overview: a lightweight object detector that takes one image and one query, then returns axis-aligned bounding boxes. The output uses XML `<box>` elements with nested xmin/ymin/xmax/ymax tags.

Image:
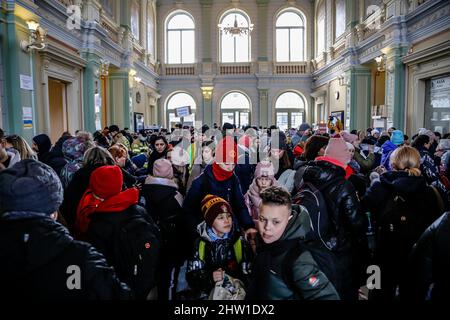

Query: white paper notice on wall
<box><xmin>20</xmin><ymin>75</ymin><xmax>34</xmax><ymax>91</ymax></box>
<box><xmin>23</xmin><ymin>107</ymin><xmax>33</xmax><ymax>129</ymax></box>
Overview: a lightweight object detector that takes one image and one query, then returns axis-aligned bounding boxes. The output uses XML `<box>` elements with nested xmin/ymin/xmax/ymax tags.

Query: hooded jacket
<box><xmin>246</xmin><ymin>205</ymin><xmax>339</xmax><ymax>300</ymax></box>
<box><xmin>141</xmin><ymin>176</ymin><xmax>183</xmax><ymax>229</ymax></box>
<box><xmin>381</xmin><ymin>140</ymin><xmax>398</xmax><ymax>171</ymax></box>
<box><xmin>0</xmin><ymin>214</ymin><xmax>132</xmax><ymax>300</ymax></box>
<box><xmin>33</xmin><ymin>134</ymin><xmax>67</xmax><ymax>176</ymax></box>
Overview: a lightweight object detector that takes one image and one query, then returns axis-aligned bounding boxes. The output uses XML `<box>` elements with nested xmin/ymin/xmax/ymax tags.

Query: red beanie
<box><xmin>201</xmin><ymin>194</ymin><xmax>233</xmax><ymax>227</ymax></box>
<box><xmin>215</xmin><ymin>136</ymin><xmax>237</xmax><ymax>164</ymax></box>
<box><xmin>89</xmin><ymin>165</ymin><xmax>123</xmax><ymax>199</ymax></box>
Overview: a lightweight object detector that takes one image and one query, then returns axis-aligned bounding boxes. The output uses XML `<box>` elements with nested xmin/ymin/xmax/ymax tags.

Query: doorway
<box><xmin>48</xmin><ymin>78</ymin><xmax>68</xmax><ymax>143</ymax></box>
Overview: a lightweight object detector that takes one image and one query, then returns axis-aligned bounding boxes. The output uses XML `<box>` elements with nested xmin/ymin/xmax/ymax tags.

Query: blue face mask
<box><xmin>139</xmin><ymin>137</ymin><xmax>147</xmax><ymax>142</ymax></box>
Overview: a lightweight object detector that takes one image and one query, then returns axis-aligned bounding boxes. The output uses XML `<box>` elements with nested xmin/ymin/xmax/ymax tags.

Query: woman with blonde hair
<box><xmin>362</xmin><ymin>145</ymin><xmax>444</xmax><ymax>300</ymax></box>
<box><xmin>3</xmin><ymin>135</ymin><xmax>36</xmax><ymax>160</ymax></box>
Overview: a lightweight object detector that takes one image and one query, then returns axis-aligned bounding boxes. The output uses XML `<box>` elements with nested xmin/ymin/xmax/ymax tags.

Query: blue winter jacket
<box><xmin>381</xmin><ymin>140</ymin><xmax>398</xmax><ymax>171</ymax></box>
<box><xmin>183</xmin><ymin>165</ymin><xmax>255</xmax><ymax>235</ymax></box>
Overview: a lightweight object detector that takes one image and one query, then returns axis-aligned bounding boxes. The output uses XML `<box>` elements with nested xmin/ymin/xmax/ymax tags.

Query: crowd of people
<box><xmin>0</xmin><ymin>122</ymin><xmax>449</xmax><ymax>301</ymax></box>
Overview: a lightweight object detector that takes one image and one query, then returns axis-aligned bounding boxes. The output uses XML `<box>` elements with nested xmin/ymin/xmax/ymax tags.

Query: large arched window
<box><xmin>276</xmin><ymin>9</ymin><xmax>305</xmax><ymax>62</ymax></box>
<box><xmin>166</xmin><ymin>92</ymin><xmax>196</xmax><ymax>128</ymax></box>
<box><xmin>275</xmin><ymin>92</ymin><xmax>305</xmax><ymax>131</ymax></box>
<box><xmin>166</xmin><ymin>12</ymin><xmax>195</xmax><ymax>64</ymax></box>
<box><xmin>220</xmin><ymin>91</ymin><xmax>251</xmax><ymax>128</ymax></box>
<box><xmin>219</xmin><ymin>10</ymin><xmax>252</xmax><ymax>63</ymax></box>
<box><xmin>335</xmin><ymin>0</ymin><xmax>346</xmax><ymax>39</ymax></box>
<box><xmin>147</xmin><ymin>3</ymin><xmax>155</xmax><ymax>58</ymax></box>
<box><xmin>316</xmin><ymin>1</ymin><xmax>326</xmax><ymax>56</ymax></box>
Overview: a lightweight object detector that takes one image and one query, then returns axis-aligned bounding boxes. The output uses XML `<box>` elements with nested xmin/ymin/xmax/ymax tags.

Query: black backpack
<box><xmin>377</xmin><ymin>187</ymin><xmax>441</xmax><ymax>265</ymax></box>
<box><xmin>292</xmin><ymin>179</ymin><xmax>341</xmax><ymax>251</ymax></box>
<box><xmin>88</xmin><ymin>206</ymin><xmax>161</xmax><ymax>300</ymax></box>
<box><xmin>282</xmin><ymin>240</ymin><xmax>339</xmax><ymax>298</ymax></box>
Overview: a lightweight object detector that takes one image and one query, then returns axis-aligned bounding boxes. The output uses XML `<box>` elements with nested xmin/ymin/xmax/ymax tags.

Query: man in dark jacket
<box><xmin>301</xmin><ymin>138</ymin><xmax>364</xmax><ymax>300</ymax></box>
<box><xmin>408</xmin><ymin>212</ymin><xmax>450</xmax><ymax>300</ymax></box>
<box><xmin>0</xmin><ymin>159</ymin><xmax>132</xmax><ymax>299</ymax></box>
<box><xmin>32</xmin><ymin>133</ymin><xmax>67</xmax><ymax>176</ymax></box>
<box><xmin>247</xmin><ymin>186</ymin><xmax>339</xmax><ymax>300</ymax></box>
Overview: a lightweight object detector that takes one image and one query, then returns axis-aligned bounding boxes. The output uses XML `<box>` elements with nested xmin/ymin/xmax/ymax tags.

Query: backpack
<box><xmin>377</xmin><ymin>187</ymin><xmax>441</xmax><ymax>265</ymax></box>
<box><xmin>292</xmin><ymin>179</ymin><xmax>341</xmax><ymax>251</ymax></box>
<box><xmin>114</xmin><ymin>208</ymin><xmax>161</xmax><ymax>300</ymax></box>
<box><xmin>282</xmin><ymin>240</ymin><xmax>339</xmax><ymax>298</ymax></box>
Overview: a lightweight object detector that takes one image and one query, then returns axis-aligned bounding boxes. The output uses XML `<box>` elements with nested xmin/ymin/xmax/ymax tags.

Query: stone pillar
<box><xmin>345</xmin><ymin>66</ymin><xmax>371</xmax><ymax>130</ymax></box>
<box><xmin>201</xmin><ymin>86</ymin><xmax>213</xmax><ymax>126</ymax></box>
<box><xmin>82</xmin><ymin>54</ymin><xmax>101</xmax><ymax>132</ymax></box>
<box><xmin>385</xmin><ymin>46</ymin><xmax>407</xmax><ymax>130</ymax></box>
<box><xmin>259</xmin><ymin>89</ymin><xmax>269</xmax><ymax>127</ymax></box>
<box><xmin>3</xmin><ymin>5</ymin><xmax>22</xmax><ymax>135</ymax></box>
<box><xmin>109</xmin><ymin>70</ymin><xmax>131</xmax><ymax>129</ymax></box>
<box><xmin>256</xmin><ymin>0</ymin><xmax>269</xmax><ymax>62</ymax></box>
<box><xmin>346</xmin><ymin>0</ymin><xmax>359</xmax><ymax>30</ymax></box>
<box><xmin>200</xmin><ymin>0</ymin><xmax>213</xmax><ymax>63</ymax></box>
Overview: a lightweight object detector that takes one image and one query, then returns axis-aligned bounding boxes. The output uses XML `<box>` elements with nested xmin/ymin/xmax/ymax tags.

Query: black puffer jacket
<box><xmin>409</xmin><ymin>212</ymin><xmax>450</xmax><ymax>300</ymax></box>
<box><xmin>0</xmin><ymin>214</ymin><xmax>132</xmax><ymax>300</ymax></box>
<box><xmin>301</xmin><ymin>159</ymin><xmax>364</xmax><ymax>300</ymax></box>
<box><xmin>247</xmin><ymin>205</ymin><xmax>339</xmax><ymax>300</ymax></box>
<box><xmin>302</xmin><ymin>159</ymin><xmax>364</xmax><ymax>252</ymax></box>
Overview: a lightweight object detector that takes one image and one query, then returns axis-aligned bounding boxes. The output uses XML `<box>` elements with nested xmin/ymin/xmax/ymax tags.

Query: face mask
<box><xmin>140</xmin><ymin>137</ymin><xmax>147</xmax><ymax>142</ymax></box>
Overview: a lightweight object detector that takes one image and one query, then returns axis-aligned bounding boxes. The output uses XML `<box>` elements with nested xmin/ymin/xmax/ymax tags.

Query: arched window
<box><xmin>166</xmin><ymin>92</ymin><xmax>196</xmax><ymax>128</ymax></box>
<box><xmin>166</xmin><ymin>12</ymin><xmax>195</xmax><ymax>64</ymax></box>
<box><xmin>275</xmin><ymin>92</ymin><xmax>305</xmax><ymax>131</ymax></box>
<box><xmin>316</xmin><ymin>1</ymin><xmax>326</xmax><ymax>56</ymax></box>
<box><xmin>335</xmin><ymin>0</ymin><xmax>346</xmax><ymax>39</ymax></box>
<box><xmin>220</xmin><ymin>91</ymin><xmax>251</xmax><ymax>128</ymax></box>
<box><xmin>147</xmin><ymin>4</ymin><xmax>155</xmax><ymax>58</ymax></box>
<box><xmin>219</xmin><ymin>10</ymin><xmax>252</xmax><ymax>63</ymax></box>
<box><xmin>276</xmin><ymin>10</ymin><xmax>305</xmax><ymax>62</ymax></box>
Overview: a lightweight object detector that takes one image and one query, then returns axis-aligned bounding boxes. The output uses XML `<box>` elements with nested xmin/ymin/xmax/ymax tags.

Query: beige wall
<box><xmin>329</xmin><ymin>79</ymin><xmax>346</xmax><ymax>113</ymax></box>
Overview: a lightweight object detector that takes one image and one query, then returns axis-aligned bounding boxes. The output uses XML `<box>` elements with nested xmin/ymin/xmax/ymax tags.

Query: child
<box><xmin>186</xmin><ymin>194</ymin><xmax>253</xmax><ymax>299</ymax></box>
<box><xmin>247</xmin><ymin>186</ymin><xmax>339</xmax><ymax>300</ymax></box>
<box><xmin>245</xmin><ymin>161</ymin><xmax>278</xmax><ymax>222</ymax></box>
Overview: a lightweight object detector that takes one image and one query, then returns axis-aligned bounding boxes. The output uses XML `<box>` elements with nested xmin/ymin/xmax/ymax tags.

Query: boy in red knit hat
<box><xmin>185</xmin><ymin>194</ymin><xmax>253</xmax><ymax>299</ymax></box>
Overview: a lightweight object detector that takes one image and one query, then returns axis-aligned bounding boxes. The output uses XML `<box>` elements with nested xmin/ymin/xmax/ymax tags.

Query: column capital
<box><xmin>201</xmin><ymin>86</ymin><xmax>214</xmax><ymax>100</ymax></box>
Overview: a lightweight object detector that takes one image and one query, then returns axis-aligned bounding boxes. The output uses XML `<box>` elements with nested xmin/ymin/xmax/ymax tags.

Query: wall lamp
<box><xmin>20</xmin><ymin>20</ymin><xmax>47</xmax><ymax>52</ymax></box>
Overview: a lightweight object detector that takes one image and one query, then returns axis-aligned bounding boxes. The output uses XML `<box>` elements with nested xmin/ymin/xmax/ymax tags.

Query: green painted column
<box><xmin>82</xmin><ymin>53</ymin><xmax>100</xmax><ymax>133</ymax></box>
<box><xmin>386</xmin><ymin>46</ymin><xmax>407</xmax><ymax>130</ymax></box>
<box><xmin>259</xmin><ymin>89</ymin><xmax>269</xmax><ymax>127</ymax></box>
<box><xmin>256</xmin><ymin>0</ymin><xmax>269</xmax><ymax>62</ymax></box>
<box><xmin>3</xmin><ymin>6</ymin><xmax>21</xmax><ymax>135</ymax></box>
<box><xmin>346</xmin><ymin>0</ymin><xmax>359</xmax><ymax>30</ymax></box>
<box><xmin>109</xmin><ymin>70</ymin><xmax>131</xmax><ymax>129</ymax></box>
<box><xmin>200</xmin><ymin>0</ymin><xmax>213</xmax><ymax>63</ymax></box>
<box><xmin>345</xmin><ymin>66</ymin><xmax>371</xmax><ymax>130</ymax></box>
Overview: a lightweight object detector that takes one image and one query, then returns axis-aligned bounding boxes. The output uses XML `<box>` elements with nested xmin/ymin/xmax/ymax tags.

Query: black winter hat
<box><xmin>0</xmin><ymin>159</ymin><xmax>63</xmax><ymax>215</ymax></box>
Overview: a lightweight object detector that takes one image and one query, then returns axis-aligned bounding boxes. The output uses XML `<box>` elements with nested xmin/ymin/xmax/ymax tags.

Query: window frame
<box><xmin>275</xmin><ymin>9</ymin><xmax>306</xmax><ymax>62</ymax></box>
<box><xmin>165</xmin><ymin>11</ymin><xmax>196</xmax><ymax>64</ymax></box>
<box><xmin>219</xmin><ymin>9</ymin><xmax>252</xmax><ymax>63</ymax></box>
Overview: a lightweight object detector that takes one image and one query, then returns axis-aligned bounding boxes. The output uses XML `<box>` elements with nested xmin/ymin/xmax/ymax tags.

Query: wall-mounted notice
<box><xmin>23</xmin><ymin>107</ymin><xmax>33</xmax><ymax>129</ymax></box>
<box><xmin>20</xmin><ymin>75</ymin><xmax>34</xmax><ymax>91</ymax></box>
